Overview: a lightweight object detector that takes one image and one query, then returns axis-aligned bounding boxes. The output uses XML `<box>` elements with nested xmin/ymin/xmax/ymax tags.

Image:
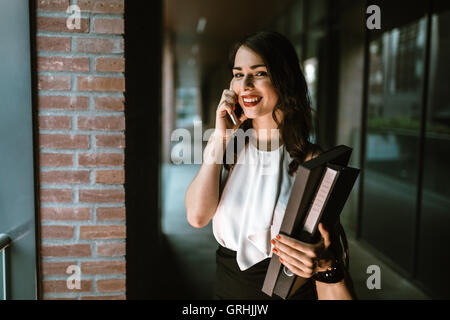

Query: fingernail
<box><xmin>272</xmin><ymin>248</ymin><xmax>278</xmax><ymax>254</ymax></box>
<box><xmin>271</xmin><ymin>239</ymin><xmax>276</xmax><ymax>245</ymax></box>
<box><xmin>276</xmin><ymin>235</ymin><xmax>281</xmax><ymax>240</ymax></box>
<box><xmin>279</xmin><ymin>257</ymin><xmax>284</xmax><ymax>262</ymax></box>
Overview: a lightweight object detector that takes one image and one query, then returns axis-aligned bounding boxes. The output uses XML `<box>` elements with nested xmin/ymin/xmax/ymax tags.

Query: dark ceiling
<box><xmin>165</xmin><ymin>0</ymin><xmax>292</xmax><ymax>88</ymax></box>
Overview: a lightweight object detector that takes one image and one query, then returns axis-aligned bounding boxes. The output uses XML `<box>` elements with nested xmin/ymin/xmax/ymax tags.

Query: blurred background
<box><xmin>160</xmin><ymin>0</ymin><xmax>450</xmax><ymax>299</ymax></box>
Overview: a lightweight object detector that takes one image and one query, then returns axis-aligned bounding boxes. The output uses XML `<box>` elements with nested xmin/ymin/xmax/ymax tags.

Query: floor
<box><xmin>161</xmin><ymin>163</ymin><xmax>430</xmax><ymax>300</ymax></box>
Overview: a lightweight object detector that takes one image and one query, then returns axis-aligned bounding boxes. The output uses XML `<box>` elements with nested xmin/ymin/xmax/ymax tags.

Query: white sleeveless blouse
<box><xmin>212</xmin><ymin>139</ymin><xmax>295</xmax><ymax>271</ymax></box>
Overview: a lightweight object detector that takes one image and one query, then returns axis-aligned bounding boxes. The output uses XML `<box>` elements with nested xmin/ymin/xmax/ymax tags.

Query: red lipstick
<box><xmin>241</xmin><ymin>95</ymin><xmax>262</xmax><ymax>107</ymax></box>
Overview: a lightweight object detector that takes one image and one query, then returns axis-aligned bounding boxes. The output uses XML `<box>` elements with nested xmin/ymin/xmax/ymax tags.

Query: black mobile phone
<box><xmin>229</xmin><ymin>103</ymin><xmax>243</xmax><ymax>125</ymax></box>
<box><xmin>234</xmin><ymin>102</ymin><xmax>243</xmax><ymax>118</ymax></box>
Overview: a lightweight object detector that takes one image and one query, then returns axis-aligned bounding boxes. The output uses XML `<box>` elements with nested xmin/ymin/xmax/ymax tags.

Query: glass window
<box><xmin>417</xmin><ymin>9</ymin><xmax>450</xmax><ymax>298</ymax></box>
<box><xmin>361</xmin><ymin>17</ymin><xmax>427</xmax><ymax>274</ymax></box>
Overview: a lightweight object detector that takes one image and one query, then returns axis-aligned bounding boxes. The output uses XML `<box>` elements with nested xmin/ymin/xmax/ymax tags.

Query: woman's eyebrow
<box><xmin>232</xmin><ymin>64</ymin><xmax>267</xmax><ymax>70</ymax></box>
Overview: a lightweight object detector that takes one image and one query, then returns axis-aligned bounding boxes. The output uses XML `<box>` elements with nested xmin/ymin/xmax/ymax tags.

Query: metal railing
<box><xmin>0</xmin><ymin>233</ymin><xmax>11</xmax><ymax>300</ymax></box>
<box><xmin>0</xmin><ymin>234</ymin><xmax>11</xmax><ymax>252</ymax></box>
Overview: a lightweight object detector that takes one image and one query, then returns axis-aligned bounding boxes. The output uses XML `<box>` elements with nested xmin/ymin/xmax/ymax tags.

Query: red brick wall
<box><xmin>36</xmin><ymin>0</ymin><xmax>126</xmax><ymax>300</ymax></box>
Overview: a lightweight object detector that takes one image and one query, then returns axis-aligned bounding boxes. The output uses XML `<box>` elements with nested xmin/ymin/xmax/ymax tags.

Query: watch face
<box><xmin>283</xmin><ymin>266</ymin><xmax>294</xmax><ymax>277</ymax></box>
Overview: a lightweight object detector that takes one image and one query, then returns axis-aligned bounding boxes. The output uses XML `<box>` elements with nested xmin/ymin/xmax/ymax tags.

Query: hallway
<box><xmin>161</xmin><ymin>164</ymin><xmax>430</xmax><ymax>300</ymax></box>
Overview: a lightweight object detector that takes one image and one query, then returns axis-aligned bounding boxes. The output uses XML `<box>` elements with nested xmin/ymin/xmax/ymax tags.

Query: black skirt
<box><xmin>214</xmin><ymin>245</ymin><xmax>317</xmax><ymax>300</ymax></box>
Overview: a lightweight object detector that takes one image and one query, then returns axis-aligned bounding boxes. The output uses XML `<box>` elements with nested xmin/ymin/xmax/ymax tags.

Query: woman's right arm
<box><xmin>185</xmin><ymin>135</ymin><xmax>227</xmax><ymax>228</ymax></box>
<box><xmin>185</xmin><ymin>80</ymin><xmax>247</xmax><ymax>228</ymax></box>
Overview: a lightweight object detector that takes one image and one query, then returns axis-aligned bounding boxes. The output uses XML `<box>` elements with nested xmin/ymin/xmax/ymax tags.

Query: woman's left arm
<box><xmin>272</xmin><ymin>223</ymin><xmax>354</xmax><ymax>300</ymax></box>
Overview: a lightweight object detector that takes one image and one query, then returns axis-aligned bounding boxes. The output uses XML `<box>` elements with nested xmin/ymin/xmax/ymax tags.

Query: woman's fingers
<box><xmin>274</xmin><ymin>234</ymin><xmax>317</xmax><ymax>259</ymax></box>
<box><xmin>278</xmin><ymin>256</ymin><xmax>314</xmax><ymax>278</ymax></box>
<box><xmin>318</xmin><ymin>223</ymin><xmax>331</xmax><ymax>249</ymax></box>
<box><xmin>272</xmin><ymin>239</ymin><xmax>314</xmax><ymax>267</ymax></box>
<box><xmin>273</xmin><ymin>237</ymin><xmax>315</xmax><ymax>278</ymax></box>
<box><xmin>218</xmin><ymin>101</ymin><xmax>234</xmax><ymax>118</ymax></box>
<box><xmin>223</xmin><ymin>94</ymin><xmax>236</xmax><ymax>105</ymax></box>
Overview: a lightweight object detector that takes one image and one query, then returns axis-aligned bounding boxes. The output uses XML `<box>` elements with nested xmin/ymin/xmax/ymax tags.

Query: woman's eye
<box><xmin>233</xmin><ymin>72</ymin><xmax>266</xmax><ymax>78</ymax></box>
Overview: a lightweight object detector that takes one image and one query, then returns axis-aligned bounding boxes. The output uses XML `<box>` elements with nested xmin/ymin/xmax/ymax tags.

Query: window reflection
<box><xmin>418</xmin><ymin>10</ymin><xmax>450</xmax><ymax>298</ymax></box>
<box><xmin>362</xmin><ymin>18</ymin><xmax>427</xmax><ymax>273</ymax></box>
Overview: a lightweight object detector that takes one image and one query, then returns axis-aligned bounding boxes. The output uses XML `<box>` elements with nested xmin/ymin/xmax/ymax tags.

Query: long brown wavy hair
<box><xmin>224</xmin><ymin>30</ymin><xmax>316</xmax><ymax>176</ymax></box>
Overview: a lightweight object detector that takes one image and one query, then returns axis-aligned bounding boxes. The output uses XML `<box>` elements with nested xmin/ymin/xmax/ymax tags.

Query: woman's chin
<box><xmin>243</xmin><ymin>109</ymin><xmax>259</xmax><ymax>119</ymax></box>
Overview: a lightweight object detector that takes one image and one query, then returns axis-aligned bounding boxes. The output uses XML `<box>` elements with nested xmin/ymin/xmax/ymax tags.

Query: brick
<box><xmin>96</xmin><ymin>207</ymin><xmax>125</xmax><ymax>221</ymax></box>
<box><xmin>40</xmin><ymin>207</ymin><xmax>91</xmax><ymax>221</ymax></box>
<box><xmin>39</xmin><ymin>116</ymin><xmax>72</xmax><ymax>130</ymax></box>
<box><xmin>76</xmin><ymin>38</ymin><xmax>124</xmax><ymax>54</ymax></box>
<box><xmin>41</xmin><ymin>225</ymin><xmax>74</xmax><ymax>239</ymax></box>
<box><xmin>78</xmin><ymin>0</ymin><xmax>124</xmax><ymax>14</ymax></box>
<box><xmin>38</xmin><ymin>75</ymin><xmax>71</xmax><ymax>91</ymax></box>
<box><xmin>78</xmin><ymin>153</ymin><xmax>123</xmax><ymax>167</ymax></box>
<box><xmin>37</xmin><ymin>0</ymin><xmax>69</xmax><ymax>11</ymax></box>
<box><xmin>41</xmin><ymin>244</ymin><xmax>91</xmax><ymax>257</ymax></box>
<box><xmin>95</xmin><ymin>170</ymin><xmax>124</xmax><ymax>185</ymax></box>
<box><xmin>78</xmin><ymin>116</ymin><xmax>125</xmax><ymax>131</ymax></box>
<box><xmin>77</xmin><ymin>76</ymin><xmax>125</xmax><ymax>92</ymax></box>
<box><xmin>38</xmin><ymin>96</ymin><xmax>89</xmax><ymax>111</ymax></box>
<box><xmin>40</xmin><ymin>153</ymin><xmax>74</xmax><ymax>167</ymax></box>
<box><xmin>40</xmin><ymin>170</ymin><xmax>90</xmax><ymax>184</ymax></box>
<box><xmin>94</xmin><ymin>18</ymin><xmax>124</xmax><ymax>34</ymax></box>
<box><xmin>80</xmin><ymin>225</ymin><xmax>125</xmax><ymax>239</ymax></box>
<box><xmin>41</xmin><ymin>261</ymin><xmax>77</xmax><ymax>275</ymax></box>
<box><xmin>96</xmin><ymin>242</ymin><xmax>125</xmax><ymax>257</ymax></box>
<box><xmin>40</xmin><ymin>134</ymin><xmax>90</xmax><ymax>149</ymax></box>
<box><xmin>37</xmin><ymin>36</ymin><xmax>71</xmax><ymax>52</ymax></box>
<box><xmin>42</xmin><ymin>280</ymin><xmax>92</xmax><ymax>293</ymax></box>
<box><xmin>96</xmin><ymin>279</ymin><xmax>125</xmax><ymax>292</ymax></box>
<box><xmin>38</xmin><ymin>56</ymin><xmax>89</xmax><ymax>72</ymax></box>
<box><xmin>95</xmin><ymin>134</ymin><xmax>125</xmax><ymax>148</ymax></box>
<box><xmin>37</xmin><ymin>17</ymin><xmax>90</xmax><ymax>33</ymax></box>
<box><xmin>81</xmin><ymin>295</ymin><xmax>125</xmax><ymax>300</ymax></box>
<box><xmin>95</xmin><ymin>58</ymin><xmax>125</xmax><ymax>73</ymax></box>
<box><xmin>43</xmin><ymin>296</ymin><xmax>78</xmax><ymax>300</ymax></box>
<box><xmin>79</xmin><ymin>189</ymin><xmax>124</xmax><ymax>203</ymax></box>
<box><xmin>81</xmin><ymin>260</ymin><xmax>125</xmax><ymax>274</ymax></box>
<box><xmin>94</xmin><ymin>97</ymin><xmax>124</xmax><ymax>111</ymax></box>
<box><xmin>40</xmin><ymin>188</ymin><xmax>72</xmax><ymax>203</ymax></box>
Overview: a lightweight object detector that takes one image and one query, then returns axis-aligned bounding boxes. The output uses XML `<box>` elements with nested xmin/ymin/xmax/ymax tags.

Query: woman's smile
<box><xmin>241</xmin><ymin>94</ymin><xmax>263</xmax><ymax>107</ymax></box>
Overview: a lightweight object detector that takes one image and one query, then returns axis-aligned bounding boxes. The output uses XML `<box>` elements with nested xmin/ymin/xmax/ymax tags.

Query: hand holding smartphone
<box><xmin>215</xmin><ymin>79</ymin><xmax>247</xmax><ymax>139</ymax></box>
<box><xmin>228</xmin><ymin>81</ymin><xmax>243</xmax><ymax>126</ymax></box>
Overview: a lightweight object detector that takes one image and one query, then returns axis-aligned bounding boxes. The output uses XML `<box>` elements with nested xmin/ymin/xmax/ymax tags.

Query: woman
<box><xmin>185</xmin><ymin>31</ymin><xmax>355</xmax><ymax>300</ymax></box>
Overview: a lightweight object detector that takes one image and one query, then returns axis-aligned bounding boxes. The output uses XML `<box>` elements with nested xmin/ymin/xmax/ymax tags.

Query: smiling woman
<box><xmin>185</xmin><ymin>31</ymin><xmax>354</xmax><ymax>300</ymax></box>
<box><xmin>231</xmin><ymin>48</ymin><xmax>279</xmax><ymax>122</ymax></box>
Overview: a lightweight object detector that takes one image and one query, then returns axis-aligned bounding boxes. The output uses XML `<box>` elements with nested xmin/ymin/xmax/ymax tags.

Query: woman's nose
<box><xmin>241</xmin><ymin>74</ymin><xmax>254</xmax><ymax>90</ymax></box>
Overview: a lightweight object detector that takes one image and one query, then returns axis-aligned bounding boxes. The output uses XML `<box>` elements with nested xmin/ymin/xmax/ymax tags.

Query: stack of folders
<box><xmin>262</xmin><ymin>145</ymin><xmax>360</xmax><ymax>299</ymax></box>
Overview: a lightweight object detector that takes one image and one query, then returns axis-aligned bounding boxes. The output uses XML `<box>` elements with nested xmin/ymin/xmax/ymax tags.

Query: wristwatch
<box><xmin>312</xmin><ymin>259</ymin><xmax>345</xmax><ymax>284</ymax></box>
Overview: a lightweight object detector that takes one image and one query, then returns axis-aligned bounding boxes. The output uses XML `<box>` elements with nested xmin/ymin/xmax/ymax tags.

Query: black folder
<box><xmin>262</xmin><ymin>145</ymin><xmax>359</xmax><ymax>299</ymax></box>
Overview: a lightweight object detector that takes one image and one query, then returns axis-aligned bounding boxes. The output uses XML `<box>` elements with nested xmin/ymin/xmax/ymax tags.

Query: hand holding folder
<box><xmin>262</xmin><ymin>145</ymin><xmax>360</xmax><ymax>299</ymax></box>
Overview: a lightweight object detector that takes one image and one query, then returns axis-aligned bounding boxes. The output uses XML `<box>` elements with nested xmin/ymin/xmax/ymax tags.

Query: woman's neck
<box><xmin>251</xmin><ymin>112</ymin><xmax>283</xmax><ymax>151</ymax></box>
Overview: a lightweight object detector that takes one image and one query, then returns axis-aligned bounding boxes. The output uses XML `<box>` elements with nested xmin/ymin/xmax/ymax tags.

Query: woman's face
<box><xmin>232</xmin><ymin>46</ymin><xmax>279</xmax><ymax>120</ymax></box>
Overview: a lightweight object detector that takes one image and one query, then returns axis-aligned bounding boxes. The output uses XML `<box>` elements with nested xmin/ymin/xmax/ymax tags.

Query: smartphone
<box><xmin>229</xmin><ymin>103</ymin><xmax>243</xmax><ymax>126</ymax></box>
